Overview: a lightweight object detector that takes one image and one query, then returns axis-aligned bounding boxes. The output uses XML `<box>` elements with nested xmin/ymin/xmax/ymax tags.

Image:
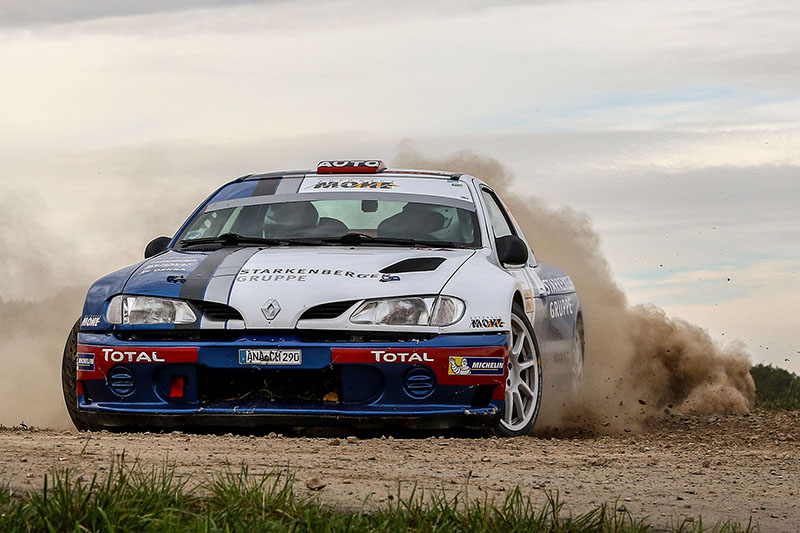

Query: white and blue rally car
<box><xmin>62</xmin><ymin>160</ymin><xmax>583</xmax><ymax>436</ymax></box>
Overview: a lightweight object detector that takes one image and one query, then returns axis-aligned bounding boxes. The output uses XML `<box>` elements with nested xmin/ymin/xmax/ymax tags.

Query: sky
<box><xmin>1</xmin><ymin>0</ymin><xmax>798</xmax><ymax>372</ymax></box>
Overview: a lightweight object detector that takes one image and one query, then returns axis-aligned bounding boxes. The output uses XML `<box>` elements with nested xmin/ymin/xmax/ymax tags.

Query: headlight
<box><xmin>350</xmin><ymin>296</ymin><xmax>465</xmax><ymax>326</ymax></box>
<box><xmin>106</xmin><ymin>295</ymin><xmax>197</xmax><ymax>325</ymax></box>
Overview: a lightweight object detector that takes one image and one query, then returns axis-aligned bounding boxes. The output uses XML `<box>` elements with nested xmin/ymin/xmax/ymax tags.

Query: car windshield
<box><xmin>179</xmin><ymin>197</ymin><xmax>482</xmax><ymax>248</ymax></box>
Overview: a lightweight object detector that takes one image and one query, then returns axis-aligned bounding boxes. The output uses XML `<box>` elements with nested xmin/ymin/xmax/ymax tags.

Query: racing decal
<box><xmin>312</xmin><ymin>179</ymin><xmax>397</xmax><ymax>189</ymax></box>
<box><xmin>138</xmin><ymin>258</ymin><xmax>201</xmax><ymax>275</ymax></box>
<box><xmin>470</xmin><ymin>317</ymin><xmax>506</xmax><ymax>329</ymax></box>
<box><xmin>371</xmin><ymin>349</ymin><xmax>434</xmax><ymax>363</ymax></box>
<box><xmin>236</xmin><ymin>268</ymin><xmax>381</xmax><ymax>283</ymax></box>
<box><xmin>100</xmin><ymin>349</ymin><xmax>167</xmax><ymax>363</ymax></box>
<box><xmin>548</xmin><ymin>298</ymin><xmax>574</xmax><ymax>318</ymax></box>
<box><xmin>317</xmin><ymin>160</ymin><xmax>386</xmax><ymax>173</ymax></box>
<box><xmin>542</xmin><ymin>276</ymin><xmax>575</xmax><ymax>296</ymax></box>
<box><xmin>77</xmin><ymin>352</ymin><xmax>95</xmax><ymax>371</ymax></box>
<box><xmin>80</xmin><ymin>315</ymin><xmax>101</xmax><ymax>328</ymax></box>
<box><xmin>448</xmin><ymin>357</ymin><xmax>504</xmax><ymax>376</ymax></box>
<box><xmin>76</xmin><ymin>345</ymin><xmax>198</xmax><ymax>379</ymax></box>
<box><xmin>332</xmin><ymin>346</ymin><xmax>507</xmax><ymax>385</ymax></box>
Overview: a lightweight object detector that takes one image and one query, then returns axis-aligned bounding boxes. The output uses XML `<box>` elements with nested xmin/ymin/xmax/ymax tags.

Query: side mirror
<box><xmin>144</xmin><ymin>236</ymin><xmax>172</xmax><ymax>258</ymax></box>
<box><xmin>496</xmin><ymin>235</ymin><xmax>529</xmax><ymax>266</ymax></box>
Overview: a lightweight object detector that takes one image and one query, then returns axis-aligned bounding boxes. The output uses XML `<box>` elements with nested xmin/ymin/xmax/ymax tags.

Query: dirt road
<box><xmin>1</xmin><ymin>410</ymin><xmax>798</xmax><ymax>531</ymax></box>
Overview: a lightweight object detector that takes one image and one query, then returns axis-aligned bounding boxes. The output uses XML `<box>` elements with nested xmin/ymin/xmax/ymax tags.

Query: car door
<box><xmin>477</xmin><ymin>187</ymin><xmax>543</xmax><ymax>318</ymax></box>
<box><xmin>478</xmin><ymin>187</ymin><xmax>569</xmax><ymax>381</ymax></box>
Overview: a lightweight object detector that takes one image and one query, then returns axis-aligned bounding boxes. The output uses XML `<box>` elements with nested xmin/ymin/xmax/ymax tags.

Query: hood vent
<box><xmin>379</xmin><ymin>257</ymin><xmax>446</xmax><ymax>274</ymax></box>
<box><xmin>299</xmin><ymin>300</ymin><xmax>359</xmax><ymax>321</ymax></box>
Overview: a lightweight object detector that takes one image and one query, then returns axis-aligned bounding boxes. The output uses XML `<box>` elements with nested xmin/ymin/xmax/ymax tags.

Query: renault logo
<box><xmin>261</xmin><ymin>299</ymin><xmax>281</xmax><ymax>320</ymax></box>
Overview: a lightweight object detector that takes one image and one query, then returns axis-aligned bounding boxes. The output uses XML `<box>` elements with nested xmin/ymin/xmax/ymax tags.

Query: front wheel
<box><xmin>61</xmin><ymin>320</ymin><xmax>99</xmax><ymax>431</ymax></box>
<box><xmin>493</xmin><ymin>303</ymin><xmax>542</xmax><ymax>437</ymax></box>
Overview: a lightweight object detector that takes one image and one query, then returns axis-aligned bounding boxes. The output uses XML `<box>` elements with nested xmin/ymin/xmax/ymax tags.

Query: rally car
<box><xmin>62</xmin><ymin>160</ymin><xmax>583</xmax><ymax>436</ymax></box>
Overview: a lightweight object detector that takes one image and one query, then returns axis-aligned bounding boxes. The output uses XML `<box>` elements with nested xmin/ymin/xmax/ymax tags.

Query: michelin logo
<box><xmin>77</xmin><ymin>353</ymin><xmax>95</xmax><ymax>372</ymax></box>
<box><xmin>448</xmin><ymin>357</ymin><xmax>504</xmax><ymax>376</ymax></box>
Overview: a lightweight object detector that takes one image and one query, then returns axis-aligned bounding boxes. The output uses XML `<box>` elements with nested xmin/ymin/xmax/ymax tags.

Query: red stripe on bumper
<box><xmin>332</xmin><ymin>346</ymin><xmax>507</xmax><ymax>386</ymax></box>
<box><xmin>76</xmin><ymin>345</ymin><xmax>198</xmax><ymax>379</ymax></box>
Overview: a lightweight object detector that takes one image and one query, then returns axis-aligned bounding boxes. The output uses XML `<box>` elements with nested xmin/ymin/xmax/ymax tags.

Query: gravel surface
<box><xmin>1</xmin><ymin>410</ymin><xmax>798</xmax><ymax>531</ymax></box>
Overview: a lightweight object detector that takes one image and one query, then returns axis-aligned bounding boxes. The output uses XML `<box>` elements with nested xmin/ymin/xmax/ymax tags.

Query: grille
<box><xmin>194</xmin><ymin>301</ymin><xmax>243</xmax><ymax>321</ymax></box>
<box><xmin>299</xmin><ymin>300</ymin><xmax>358</xmax><ymax>320</ymax></box>
<box><xmin>107</xmin><ymin>366</ymin><xmax>135</xmax><ymax>397</ymax></box>
<box><xmin>198</xmin><ymin>367</ymin><xmax>341</xmax><ymax>405</ymax></box>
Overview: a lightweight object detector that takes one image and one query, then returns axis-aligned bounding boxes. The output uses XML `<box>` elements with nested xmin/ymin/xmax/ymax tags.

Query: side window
<box><xmin>481</xmin><ymin>189</ymin><xmax>514</xmax><ymax>238</ymax></box>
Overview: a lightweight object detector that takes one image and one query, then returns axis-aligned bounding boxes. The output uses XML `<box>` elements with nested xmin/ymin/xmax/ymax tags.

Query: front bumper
<box><xmin>75</xmin><ymin>331</ymin><xmax>508</xmax><ymax>430</ymax></box>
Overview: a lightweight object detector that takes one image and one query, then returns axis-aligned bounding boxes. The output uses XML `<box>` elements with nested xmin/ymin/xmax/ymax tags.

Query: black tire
<box><xmin>493</xmin><ymin>303</ymin><xmax>543</xmax><ymax>437</ymax></box>
<box><xmin>62</xmin><ymin>320</ymin><xmax>100</xmax><ymax>431</ymax></box>
<box><xmin>568</xmin><ymin>314</ymin><xmax>585</xmax><ymax>396</ymax></box>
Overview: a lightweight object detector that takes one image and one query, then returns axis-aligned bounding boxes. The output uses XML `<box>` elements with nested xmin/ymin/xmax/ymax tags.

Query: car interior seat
<box><xmin>377</xmin><ymin>202</ymin><xmax>446</xmax><ymax>240</ymax></box>
<box><xmin>263</xmin><ymin>201</ymin><xmax>320</xmax><ymax>238</ymax></box>
<box><xmin>315</xmin><ymin>217</ymin><xmax>349</xmax><ymax>237</ymax></box>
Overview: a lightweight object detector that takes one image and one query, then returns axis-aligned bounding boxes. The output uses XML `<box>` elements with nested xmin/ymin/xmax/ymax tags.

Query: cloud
<box><xmin>0</xmin><ymin>0</ymin><xmax>273</xmax><ymax>28</ymax></box>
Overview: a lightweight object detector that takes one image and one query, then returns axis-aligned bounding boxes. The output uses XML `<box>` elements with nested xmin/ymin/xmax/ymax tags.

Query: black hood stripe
<box><xmin>203</xmin><ymin>248</ymin><xmax>260</xmax><ymax>304</ymax></box>
<box><xmin>179</xmin><ymin>248</ymin><xmax>241</xmax><ymax>301</ymax></box>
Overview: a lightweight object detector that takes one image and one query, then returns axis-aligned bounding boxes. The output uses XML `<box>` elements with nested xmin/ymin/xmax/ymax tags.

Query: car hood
<box><xmin>124</xmin><ymin>247</ymin><xmax>475</xmax><ymax>328</ymax></box>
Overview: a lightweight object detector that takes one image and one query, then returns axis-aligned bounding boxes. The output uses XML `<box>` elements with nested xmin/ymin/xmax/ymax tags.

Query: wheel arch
<box><xmin>512</xmin><ymin>291</ymin><xmax>525</xmax><ymax>315</ymax></box>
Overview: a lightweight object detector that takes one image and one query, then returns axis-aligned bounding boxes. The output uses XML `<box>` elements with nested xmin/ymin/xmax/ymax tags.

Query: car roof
<box><xmin>238</xmin><ymin>168</ymin><xmax>465</xmax><ymax>182</ymax></box>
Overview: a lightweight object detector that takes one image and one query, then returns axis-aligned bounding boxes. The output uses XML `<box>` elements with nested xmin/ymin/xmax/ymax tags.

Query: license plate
<box><xmin>239</xmin><ymin>349</ymin><xmax>302</xmax><ymax>366</ymax></box>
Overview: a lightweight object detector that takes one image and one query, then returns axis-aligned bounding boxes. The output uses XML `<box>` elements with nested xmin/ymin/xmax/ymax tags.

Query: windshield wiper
<box><xmin>180</xmin><ymin>233</ymin><xmax>323</xmax><ymax>249</ymax></box>
<box><xmin>320</xmin><ymin>233</ymin><xmax>472</xmax><ymax>249</ymax></box>
<box><xmin>181</xmin><ymin>232</ymin><xmax>474</xmax><ymax>250</ymax></box>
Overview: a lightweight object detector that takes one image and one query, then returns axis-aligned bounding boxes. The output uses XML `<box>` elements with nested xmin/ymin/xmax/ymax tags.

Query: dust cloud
<box><xmin>393</xmin><ymin>148</ymin><xmax>755</xmax><ymax>433</ymax></box>
<box><xmin>0</xmin><ymin>291</ymin><xmax>85</xmax><ymax>429</ymax></box>
<box><xmin>0</xmin><ymin>160</ymin><xmax>208</xmax><ymax>430</ymax></box>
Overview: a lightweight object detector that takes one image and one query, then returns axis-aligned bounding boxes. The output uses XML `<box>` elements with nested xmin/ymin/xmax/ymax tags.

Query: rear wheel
<box><xmin>568</xmin><ymin>315</ymin><xmax>585</xmax><ymax>395</ymax></box>
<box><xmin>493</xmin><ymin>303</ymin><xmax>542</xmax><ymax>437</ymax></box>
<box><xmin>61</xmin><ymin>320</ymin><xmax>99</xmax><ymax>431</ymax></box>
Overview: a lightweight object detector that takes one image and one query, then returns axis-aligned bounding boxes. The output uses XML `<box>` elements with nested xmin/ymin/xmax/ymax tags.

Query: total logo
<box><xmin>102</xmin><ymin>348</ymin><xmax>166</xmax><ymax>363</ymax></box>
<box><xmin>370</xmin><ymin>350</ymin><xmax>433</xmax><ymax>363</ymax></box>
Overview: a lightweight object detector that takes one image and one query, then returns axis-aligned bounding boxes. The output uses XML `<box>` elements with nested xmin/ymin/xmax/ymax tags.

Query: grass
<box><xmin>0</xmin><ymin>460</ymin><xmax>754</xmax><ymax>532</ymax></box>
<box><xmin>751</xmin><ymin>364</ymin><xmax>800</xmax><ymax>410</ymax></box>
